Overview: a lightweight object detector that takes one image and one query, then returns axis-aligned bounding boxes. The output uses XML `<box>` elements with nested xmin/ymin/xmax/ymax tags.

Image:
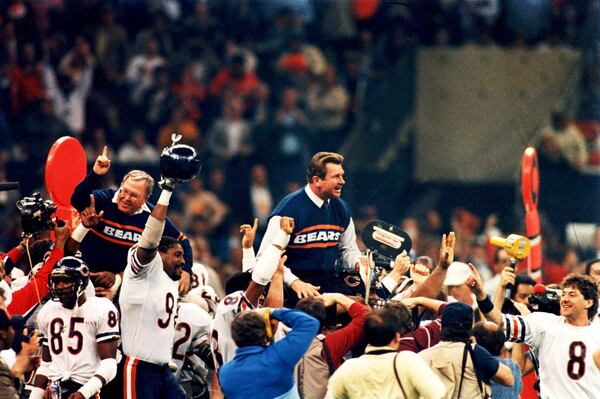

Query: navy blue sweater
<box><xmin>270</xmin><ymin>189</ymin><xmax>351</xmax><ymax>274</ymax></box>
<box><xmin>71</xmin><ymin>172</ymin><xmax>192</xmax><ymax>274</ymax></box>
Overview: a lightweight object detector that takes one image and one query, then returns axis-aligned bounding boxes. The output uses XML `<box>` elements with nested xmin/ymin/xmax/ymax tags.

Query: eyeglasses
<box><xmin>120</xmin><ymin>187</ymin><xmax>143</xmax><ymax>201</ymax></box>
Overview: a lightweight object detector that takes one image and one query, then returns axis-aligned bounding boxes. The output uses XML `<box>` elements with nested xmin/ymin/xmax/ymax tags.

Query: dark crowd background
<box><xmin>0</xmin><ymin>0</ymin><xmax>599</xmax><ymax>285</ymax></box>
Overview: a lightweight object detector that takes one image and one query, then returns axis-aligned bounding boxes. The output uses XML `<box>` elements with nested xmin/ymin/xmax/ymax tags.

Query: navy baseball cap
<box><xmin>0</xmin><ymin>308</ymin><xmax>25</xmax><ymax>330</ymax></box>
<box><xmin>442</xmin><ymin>302</ymin><xmax>474</xmax><ymax>329</ymax></box>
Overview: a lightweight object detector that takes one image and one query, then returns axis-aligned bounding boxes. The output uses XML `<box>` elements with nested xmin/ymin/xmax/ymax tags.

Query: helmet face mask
<box><xmin>48</xmin><ymin>257</ymin><xmax>90</xmax><ymax>307</ymax></box>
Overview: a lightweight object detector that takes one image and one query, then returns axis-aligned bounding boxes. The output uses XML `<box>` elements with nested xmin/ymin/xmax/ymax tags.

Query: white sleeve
<box><xmin>242</xmin><ymin>247</ymin><xmax>256</xmax><ymax>273</ymax></box>
<box><xmin>190</xmin><ymin>309</ymin><xmax>212</xmax><ymax>348</ymax></box>
<box><xmin>252</xmin><ymin>229</ymin><xmax>288</xmax><ymax>285</ymax></box>
<box><xmin>126</xmin><ymin>246</ymin><xmax>159</xmax><ymax>279</ymax></box>
<box><xmin>338</xmin><ymin>218</ymin><xmax>362</xmax><ymax>272</ymax></box>
<box><xmin>503</xmin><ymin>312</ymin><xmax>554</xmax><ymax>349</ymax></box>
<box><xmin>256</xmin><ymin>216</ymin><xmax>299</xmax><ymax>286</ymax></box>
<box><xmin>283</xmin><ymin>266</ymin><xmax>300</xmax><ymax>287</ymax></box>
<box><xmin>256</xmin><ymin>216</ymin><xmax>282</xmax><ymax>259</ymax></box>
<box><xmin>96</xmin><ymin>301</ymin><xmax>120</xmax><ymax>342</ymax></box>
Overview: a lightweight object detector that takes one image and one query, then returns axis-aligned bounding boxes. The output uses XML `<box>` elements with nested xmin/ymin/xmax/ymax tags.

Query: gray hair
<box><xmin>121</xmin><ymin>170</ymin><xmax>154</xmax><ymax>197</ymax></box>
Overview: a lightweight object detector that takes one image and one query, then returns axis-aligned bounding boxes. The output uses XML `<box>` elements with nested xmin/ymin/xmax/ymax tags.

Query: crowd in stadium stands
<box><xmin>0</xmin><ymin>0</ymin><xmax>596</xmax><ymax>269</ymax></box>
<box><xmin>0</xmin><ymin>1</ymin><xmax>599</xmax><ymax>397</ymax></box>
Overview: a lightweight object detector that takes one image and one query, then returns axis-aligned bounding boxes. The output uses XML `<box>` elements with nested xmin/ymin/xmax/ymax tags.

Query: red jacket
<box><xmin>322</xmin><ymin>302</ymin><xmax>370</xmax><ymax>370</ymax></box>
<box><xmin>8</xmin><ymin>247</ymin><xmax>63</xmax><ymax>317</ymax></box>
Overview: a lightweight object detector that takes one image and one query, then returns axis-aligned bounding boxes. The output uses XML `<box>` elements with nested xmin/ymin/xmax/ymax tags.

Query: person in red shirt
<box><xmin>9</xmin><ymin>42</ymin><xmax>45</xmax><ymax>116</ymax></box>
<box><xmin>295</xmin><ymin>293</ymin><xmax>370</xmax><ymax>398</ymax></box>
<box><xmin>7</xmin><ymin>224</ymin><xmax>70</xmax><ymax>317</ymax></box>
<box><xmin>209</xmin><ymin>54</ymin><xmax>260</xmax><ymax>101</ymax></box>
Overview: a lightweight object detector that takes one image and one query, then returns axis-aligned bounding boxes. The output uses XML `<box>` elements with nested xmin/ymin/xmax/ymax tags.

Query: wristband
<box><xmin>157</xmin><ymin>189</ymin><xmax>172</xmax><ymax>206</ymax></box>
<box><xmin>71</xmin><ymin>224</ymin><xmax>90</xmax><ymax>243</ymax></box>
<box><xmin>271</xmin><ymin>229</ymin><xmax>289</xmax><ymax>249</ymax></box>
<box><xmin>78</xmin><ymin>376</ymin><xmax>103</xmax><ymax>398</ymax></box>
<box><xmin>477</xmin><ymin>295</ymin><xmax>494</xmax><ymax>314</ymax></box>
<box><xmin>29</xmin><ymin>387</ymin><xmax>45</xmax><ymax>399</ymax></box>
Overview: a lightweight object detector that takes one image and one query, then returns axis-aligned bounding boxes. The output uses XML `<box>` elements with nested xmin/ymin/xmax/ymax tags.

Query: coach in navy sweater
<box><xmin>257</xmin><ymin>152</ymin><xmax>362</xmax><ymax>300</ymax></box>
<box><xmin>71</xmin><ymin>147</ymin><xmax>192</xmax><ymax>294</ymax></box>
<box><xmin>219</xmin><ymin>308</ymin><xmax>319</xmax><ymax>399</ymax></box>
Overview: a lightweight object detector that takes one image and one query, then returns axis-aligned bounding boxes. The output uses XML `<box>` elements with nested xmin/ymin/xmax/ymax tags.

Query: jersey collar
<box><xmin>112</xmin><ymin>190</ymin><xmax>151</xmax><ymax>215</ymax></box>
<box><xmin>304</xmin><ymin>184</ymin><xmax>328</xmax><ymax>208</ymax></box>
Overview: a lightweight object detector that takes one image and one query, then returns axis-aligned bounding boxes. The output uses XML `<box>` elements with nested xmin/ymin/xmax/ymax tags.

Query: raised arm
<box><xmin>71</xmin><ymin>146</ymin><xmax>112</xmax><ymax>211</ymax></box>
<box><xmin>240</xmin><ymin>218</ymin><xmax>258</xmax><ymax>272</ymax></box>
<box><xmin>491</xmin><ymin>265</ymin><xmax>516</xmax><ymax>310</ymax></box>
<box><xmin>268</xmin><ymin>308</ymin><xmax>319</xmax><ymax>368</ymax></box>
<box><xmin>135</xmin><ymin>181</ymin><xmax>173</xmax><ymax>266</ymax></box>
<box><xmin>244</xmin><ymin>217</ymin><xmax>293</xmax><ymax>307</ymax></box>
<box><xmin>410</xmin><ymin>232</ymin><xmax>455</xmax><ymax>299</ymax></box>
<box><xmin>465</xmin><ymin>263</ymin><xmax>503</xmax><ymax>327</ymax></box>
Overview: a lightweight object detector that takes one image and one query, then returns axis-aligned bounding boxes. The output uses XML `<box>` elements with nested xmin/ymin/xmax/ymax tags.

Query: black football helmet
<box><xmin>48</xmin><ymin>256</ymin><xmax>90</xmax><ymax>304</ymax></box>
<box><xmin>160</xmin><ymin>144</ymin><xmax>202</xmax><ymax>183</ymax></box>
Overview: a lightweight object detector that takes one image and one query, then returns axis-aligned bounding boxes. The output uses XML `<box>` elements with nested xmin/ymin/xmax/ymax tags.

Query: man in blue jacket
<box><xmin>219</xmin><ymin>307</ymin><xmax>319</xmax><ymax>398</ymax></box>
<box><xmin>70</xmin><ymin>146</ymin><xmax>192</xmax><ymax>294</ymax></box>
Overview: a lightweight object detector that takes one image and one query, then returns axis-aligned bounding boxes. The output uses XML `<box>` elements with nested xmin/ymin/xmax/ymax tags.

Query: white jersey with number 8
<box><xmin>504</xmin><ymin>312</ymin><xmax>600</xmax><ymax>398</ymax></box>
<box><xmin>209</xmin><ymin>290</ymin><xmax>253</xmax><ymax>370</ymax></box>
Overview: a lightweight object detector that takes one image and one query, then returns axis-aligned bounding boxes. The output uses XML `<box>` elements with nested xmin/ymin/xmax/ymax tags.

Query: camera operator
<box><xmin>466</xmin><ymin>263</ymin><xmax>600</xmax><ymax>398</ymax></box>
<box><xmin>492</xmin><ymin>267</ymin><xmax>535</xmax><ymax>315</ymax></box>
<box><xmin>7</xmin><ymin>224</ymin><xmax>71</xmax><ymax>317</ymax></box>
<box><xmin>5</xmin><ymin>191</ymin><xmax>97</xmax><ymax>316</ymax></box>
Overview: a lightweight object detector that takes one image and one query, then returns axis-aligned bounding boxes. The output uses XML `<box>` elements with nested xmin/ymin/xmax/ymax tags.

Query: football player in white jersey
<box><xmin>171</xmin><ymin>298</ymin><xmax>212</xmax><ymax>397</ymax></box>
<box><xmin>467</xmin><ymin>266</ymin><xmax>600</xmax><ymax>399</ymax></box>
<box><xmin>30</xmin><ymin>257</ymin><xmax>120</xmax><ymax>399</ymax></box>
<box><xmin>210</xmin><ymin>217</ymin><xmax>292</xmax><ymax>371</ymax></box>
<box><xmin>117</xmin><ymin>179</ymin><xmax>187</xmax><ymax>399</ymax></box>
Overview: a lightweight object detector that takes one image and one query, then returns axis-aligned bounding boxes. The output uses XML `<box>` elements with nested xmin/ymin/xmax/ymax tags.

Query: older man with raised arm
<box><xmin>71</xmin><ymin>146</ymin><xmax>192</xmax><ymax>295</ymax></box>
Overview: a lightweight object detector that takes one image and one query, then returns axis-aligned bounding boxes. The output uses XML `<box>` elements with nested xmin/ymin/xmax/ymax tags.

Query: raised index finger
<box><xmin>89</xmin><ymin>194</ymin><xmax>95</xmax><ymax>209</ymax></box>
<box><xmin>102</xmin><ymin>145</ymin><xmax>108</xmax><ymax>157</ymax></box>
<box><xmin>252</xmin><ymin>218</ymin><xmax>258</xmax><ymax>232</ymax></box>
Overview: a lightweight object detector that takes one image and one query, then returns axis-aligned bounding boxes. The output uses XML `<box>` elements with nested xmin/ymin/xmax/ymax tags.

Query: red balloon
<box><xmin>45</xmin><ymin>136</ymin><xmax>87</xmax><ymax>207</ymax></box>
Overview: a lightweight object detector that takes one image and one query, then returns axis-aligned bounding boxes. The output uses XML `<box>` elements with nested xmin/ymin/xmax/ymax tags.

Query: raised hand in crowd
<box><xmin>240</xmin><ymin>218</ymin><xmax>258</xmax><ymax>249</ymax></box>
<box><xmin>93</xmin><ymin>146</ymin><xmax>111</xmax><ymax>175</ymax></box>
<box><xmin>438</xmin><ymin>231</ymin><xmax>455</xmax><ymax>269</ymax></box>
<box><xmin>389</xmin><ymin>250</ymin><xmax>411</xmax><ymax>282</ymax></box>
<box><xmin>499</xmin><ymin>265</ymin><xmax>516</xmax><ymax>289</ymax></box>
<box><xmin>408</xmin><ymin>231</ymin><xmax>455</xmax><ymax>299</ymax></box>
<box><xmin>465</xmin><ymin>262</ymin><xmax>485</xmax><ymax>299</ymax></box>
<box><xmin>80</xmin><ymin>194</ymin><xmax>104</xmax><ymax>228</ymax></box>
<box><xmin>54</xmin><ymin>222</ymin><xmax>72</xmax><ymax>250</ymax></box>
<box><xmin>410</xmin><ymin>262</ymin><xmax>430</xmax><ymax>284</ymax></box>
